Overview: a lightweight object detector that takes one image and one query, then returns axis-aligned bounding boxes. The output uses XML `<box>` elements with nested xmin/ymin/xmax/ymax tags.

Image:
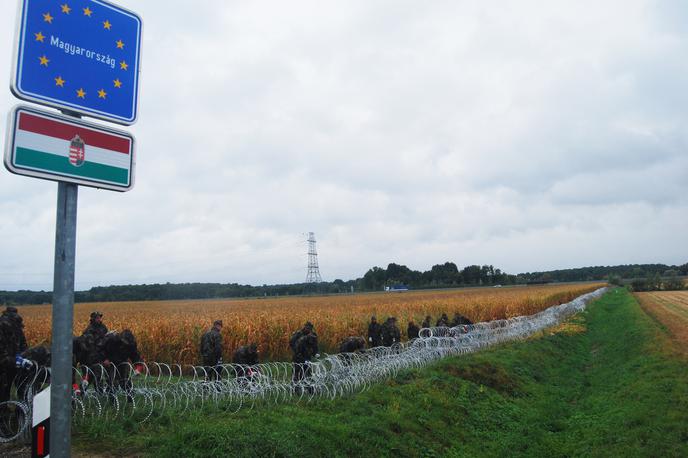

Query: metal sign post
<box><xmin>50</xmin><ymin>180</ymin><xmax>78</xmax><ymax>458</ymax></box>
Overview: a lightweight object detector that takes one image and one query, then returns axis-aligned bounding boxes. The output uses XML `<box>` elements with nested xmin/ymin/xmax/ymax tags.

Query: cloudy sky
<box><xmin>1</xmin><ymin>0</ymin><xmax>686</xmax><ymax>291</ymax></box>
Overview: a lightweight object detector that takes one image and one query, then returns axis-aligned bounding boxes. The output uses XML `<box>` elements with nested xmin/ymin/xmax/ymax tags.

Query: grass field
<box><xmin>16</xmin><ymin>283</ymin><xmax>602</xmax><ymax>362</ymax></box>
<box><xmin>635</xmin><ymin>290</ymin><xmax>688</xmax><ymax>353</ymax></box>
<box><xmin>68</xmin><ymin>288</ymin><xmax>688</xmax><ymax>457</ymax></box>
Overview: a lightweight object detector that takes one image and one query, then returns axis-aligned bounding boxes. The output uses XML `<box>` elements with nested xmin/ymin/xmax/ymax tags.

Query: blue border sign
<box><xmin>11</xmin><ymin>0</ymin><xmax>142</xmax><ymax>125</ymax></box>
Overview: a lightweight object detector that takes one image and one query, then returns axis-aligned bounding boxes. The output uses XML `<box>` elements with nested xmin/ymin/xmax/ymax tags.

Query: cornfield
<box><xmin>15</xmin><ymin>283</ymin><xmax>603</xmax><ymax>363</ymax></box>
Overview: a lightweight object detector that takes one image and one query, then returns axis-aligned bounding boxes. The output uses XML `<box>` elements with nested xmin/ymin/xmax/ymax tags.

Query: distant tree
<box><xmin>630</xmin><ymin>267</ymin><xmax>645</xmax><ymax>279</ymax></box>
<box><xmin>428</xmin><ymin>262</ymin><xmax>459</xmax><ymax>285</ymax></box>
<box><xmin>607</xmin><ymin>274</ymin><xmax>622</xmax><ymax>286</ymax></box>
<box><xmin>663</xmin><ymin>276</ymin><xmax>685</xmax><ymax>291</ymax></box>
<box><xmin>479</xmin><ymin>265</ymin><xmax>495</xmax><ymax>285</ymax></box>
<box><xmin>679</xmin><ymin>263</ymin><xmax>688</xmax><ymax>275</ymax></box>
<box><xmin>386</xmin><ymin>263</ymin><xmax>410</xmax><ymax>282</ymax></box>
<box><xmin>363</xmin><ymin>267</ymin><xmax>386</xmax><ymax>290</ymax></box>
<box><xmin>647</xmin><ymin>273</ymin><xmax>662</xmax><ymax>291</ymax></box>
<box><xmin>461</xmin><ymin>265</ymin><xmax>482</xmax><ymax>285</ymax></box>
<box><xmin>630</xmin><ymin>278</ymin><xmax>648</xmax><ymax>292</ymax></box>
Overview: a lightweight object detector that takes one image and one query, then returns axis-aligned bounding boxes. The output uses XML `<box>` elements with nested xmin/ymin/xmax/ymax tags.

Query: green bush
<box><xmin>630</xmin><ymin>278</ymin><xmax>648</xmax><ymax>292</ymax></box>
<box><xmin>663</xmin><ymin>276</ymin><xmax>685</xmax><ymax>291</ymax></box>
<box><xmin>607</xmin><ymin>274</ymin><xmax>623</xmax><ymax>286</ymax></box>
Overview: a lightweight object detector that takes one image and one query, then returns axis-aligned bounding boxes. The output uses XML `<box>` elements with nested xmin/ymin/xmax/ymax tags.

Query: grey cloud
<box><xmin>0</xmin><ymin>0</ymin><xmax>686</xmax><ymax>290</ymax></box>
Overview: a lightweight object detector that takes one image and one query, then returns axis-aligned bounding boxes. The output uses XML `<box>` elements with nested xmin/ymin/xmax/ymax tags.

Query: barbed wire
<box><xmin>1</xmin><ymin>287</ymin><xmax>607</xmax><ymax>441</ymax></box>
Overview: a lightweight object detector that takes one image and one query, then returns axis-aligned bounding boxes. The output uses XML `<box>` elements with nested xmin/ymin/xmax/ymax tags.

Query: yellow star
<box><xmin>98</xmin><ymin>89</ymin><xmax>107</xmax><ymax>99</ymax></box>
<box><xmin>55</xmin><ymin>76</ymin><xmax>65</xmax><ymax>87</ymax></box>
<box><xmin>39</xmin><ymin>55</ymin><xmax>49</xmax><ymax>66</ymax></box>
<box><xmin>76</xmin><ymin>88</ymin><xmax>86</xmax><ymax>98</ymax></box>
<box><xmin>119</xmin><ymin>60</ymin><xmax>128</xmax><ymax>70</ymax></box>
<box><xmin>113</xmin><ymin>78</ymin><xmax>122</xmax><ymax>88</ymax></box>
<box><xmin>116</xmin><ymin>39</ymin><xmax>124</xmax><ymax>49</ymax></box>
<box><xmin>35</xmin><ymin>31</ymin><xmax>45</xmax><ymax>42</ymax></box>
<box><xmin>60</xmin><ymin>4</ymin><xmax>71</xmax><ymax>14</ymax></box>
<box><xmin>83</xmin><ymin>7</ymin><xmax>93</xmax><ymax>17</ymax></box>
<box><xmin>103</xmin><ymin>20</ymin><xmax>111</xmax><ymax>30</ymax></box>
<box><xmin>43</xmin><ymin>12</ymin><xmax>53</xmax><ymax>23</ymax></box>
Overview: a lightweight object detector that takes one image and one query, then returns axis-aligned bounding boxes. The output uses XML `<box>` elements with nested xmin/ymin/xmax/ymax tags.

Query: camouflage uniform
<box><xmin>0</xmin><ymin>307</ymin><xmax>28</xmax><ymax>407</ymax></box>
<box><xmin>99</xmin><ymin>330</ymin><xmax>143</xmax><ymax>400</ymax></box>
<box><xmin>292</xmin><ymin>333</ymin><xmax>318</xmax><ymax>364</ymax></box>
<box><xmin>82</xmin><ymin>312</ymin><xmax>108</xmax><ymax>343</ymax></box>
<box><xmin>232</xmin><ymin>344</ymin><xmax>259</xmax><ymax>366</ymax></box>
<box><xmin>381</xmin><ymin>317</ymin><xmax>401</xmax><ymax>347</ymax></box>
<box><xmin>292</xmin><ymin>329</ymin><xmax>318</xmax><ymax>387</ymax></box>
<box><xmin>80</xmin><ymin>312</ymin><xmax>108</xmax><ymax>366</ymax></box>
<box><xmin>450</xmin><ymin>313</ymin><xmax>473</xmax><ymax>327</ymax></box>
<box><xmin>339</xmin><ymin>336</ymin><xmax>366</xmax><ymax>353</ymax></box>
<box><xmin>436</xmin><ymin>313</ymin><xmax>450</xmax><ymax>327</ymax></box>
<box><xmin>73</xmin><ymin>335</ymin><xmax>96</xmax><ymax>366</ymax></box>
<box><xmin>232</xmin><ymin>344</ymin><xmax>259</xmax><ymax>379</ymax></box>
<box><xmin>99</xmin><ymin>330</ymin><xmax>142</xmax><ymax>366</ymax></box>
<box><xmin>367</xmin><ymin>317</ymin><xmax>383</xmax><ymax>347</ymax></box>
<box><xmin>200</xmin><ymin>324</ymin><xmax>223</xmax><ymax>367</ymax></box>
<box><xmin>407</xmin><ymin>321</ymin><xmax>420</xmax><ymax>340</ymax></box>
<box><xmin>421</xmin><ymin>315</ymin><xmax>432</xmax><ymax>329</ymax></box>
<box><xmin>338</xmin><ymin>336</ymin><xmax>365</xmax><ymax>366</ymax></box>
<box><xmin>289</xmin><ymin>322</ymin><xmax>316</xmax><ymax>353</ymax></box>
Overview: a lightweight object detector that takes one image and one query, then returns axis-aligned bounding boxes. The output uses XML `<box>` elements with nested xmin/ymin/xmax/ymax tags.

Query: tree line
<box><xmin>1</xmin><ymin>262</ymin><xmax>685</xmax><ymax>305</ymax></box>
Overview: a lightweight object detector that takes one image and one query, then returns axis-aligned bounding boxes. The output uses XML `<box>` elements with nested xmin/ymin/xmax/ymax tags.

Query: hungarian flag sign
<box><xmin>4</xmin><ymin>105</ymin><xmax>134</xmax><ymax>191</ymax></box>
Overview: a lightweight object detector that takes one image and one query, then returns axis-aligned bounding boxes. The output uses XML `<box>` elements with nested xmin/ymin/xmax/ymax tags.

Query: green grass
<box><xmin>74</xmin><ymin>289</ymin><xmax>688</xmax><ymax>457</ymax></box>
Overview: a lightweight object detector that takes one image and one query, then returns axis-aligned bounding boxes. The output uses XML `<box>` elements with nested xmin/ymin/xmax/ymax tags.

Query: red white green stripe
<box><xmin>11</xmin><ymin>111</ymin><xmax>132</xmax><ymax>186</ymax></box>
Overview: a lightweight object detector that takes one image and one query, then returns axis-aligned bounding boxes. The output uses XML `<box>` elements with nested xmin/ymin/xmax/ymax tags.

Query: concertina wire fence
<box><xmin>1</xmin><ymin>287</ymin><xmax>607</xmax><ymax>442</ymax></box>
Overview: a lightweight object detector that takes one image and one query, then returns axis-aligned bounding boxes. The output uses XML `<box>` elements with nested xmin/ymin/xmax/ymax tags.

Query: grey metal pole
<box><xmin>50</xmin><ymin>181</ymin><xmax>78</xmax><ymax>457</ymax></box>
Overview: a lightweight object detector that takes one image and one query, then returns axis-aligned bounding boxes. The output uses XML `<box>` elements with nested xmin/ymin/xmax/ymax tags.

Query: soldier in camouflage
<box><xmin>232</xmin><ymin>343</ymin><xmax>259</xmax><ymax>379</ymax></box>
<box><xmin>99</xmin><ymin>329</ymin><xmax>144</xmax><ymax>401</ymax></box>
<box><xmin>421</xmin><ymin>315</ymin><xmax>432</xmax><ymax>329</ymax></box>
<box><xmin>289</xmin><ymin>321</ymin><xmax>316</xmax><ymax>353</ymax></box>
<box><xmin>0</xmin><ymin>307</ymin><xmax>29</xmax><ymax>428</ymax></box>
<box><xmin>339</xmin><ymin>336</ymin><xmax>365</xmax><ymax>366</ymax></box>
<box><xmin>367</xmin><ymin>316</ymin><xmax>382</xmax><ymax>348</ymax></box>
<box><xmin>381</xmin><ymin>317</ymin><xmax>401</xmax><ymax>347</ymax></box>
<box><xmin>407</xmin><ymin>320</ymin><xmax>420</xmax><ymax>340</ymax></box>
<box><xmin>201</xmin><ymin>320</ymin><xmax>223</xmax><ymax>380</ymax></box>
<box><xmin>79</xmin><ymin>311</ymin><xmax>108</xmax><ymax>365</ymax></box>
<box><xmin>450</xmin><ymin>312</ymin><xmax>473</xmax><ymax>327</ymax></box>
<box><xmin>291</xmin><ymin>323</ymin><xmax>318</xmax><ymax>389</ymax></box>
<box><xmin>436</xmin><ymin>313</ymin><xmax>450</xmax><ymax>327</ymax></box>
<box><xmin>339</xmin><ymin>336</ymin><xmax>366</xmax><ymax>353</ymax></box>
<box><xmin>82</xmin><ymin>311</ymin><xmax>108</xmax><ymax>342</ymax></box>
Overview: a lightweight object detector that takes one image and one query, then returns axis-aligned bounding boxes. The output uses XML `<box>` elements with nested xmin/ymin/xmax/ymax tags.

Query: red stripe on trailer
<box><xmin>17</xmin><ymin>111</ymin><xmax>131</xmax><ymax>154</ymax></box>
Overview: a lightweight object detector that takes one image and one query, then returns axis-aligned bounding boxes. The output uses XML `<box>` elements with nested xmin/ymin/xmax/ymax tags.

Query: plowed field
<box><xmin>635</xmin><ymin>290</ymin><xmax>688</xmax><ymax>353</ymax></box>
